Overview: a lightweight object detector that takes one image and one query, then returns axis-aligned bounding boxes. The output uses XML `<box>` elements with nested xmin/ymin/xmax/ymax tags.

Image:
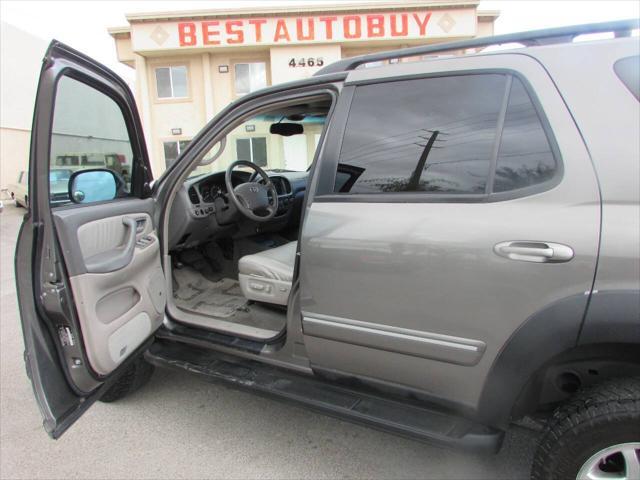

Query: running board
<box><xmin>145</xmin><ymin>342</ymin><xmax>504</xmax><ymax>453</ymax></box>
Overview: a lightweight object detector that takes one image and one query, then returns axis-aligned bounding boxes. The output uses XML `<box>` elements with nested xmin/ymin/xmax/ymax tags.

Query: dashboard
<box><xmin>168</xmin><ymin>169</ymin><xmax>309</xmax><ymax>250</ymax></box>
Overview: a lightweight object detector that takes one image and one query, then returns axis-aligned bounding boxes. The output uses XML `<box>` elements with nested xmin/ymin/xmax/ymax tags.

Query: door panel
<box><xmin>300</xmin><ymin>54</ymin><xmax>600</xmax><ymax>411</ymax></box>
<box><xmin>54</xmin><ymin>207</ymin><xmax>165</xmax><ymax>375</ymax></box>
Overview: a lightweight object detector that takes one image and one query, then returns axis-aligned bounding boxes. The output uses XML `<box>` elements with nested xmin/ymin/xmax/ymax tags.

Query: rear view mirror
<box><xmin>270</xmin><ymin>123</ymin><xmax>304</xmax><ymax>137</ymax></box>
<box><xmin>69</xmin><ymin>169</ymin><xmax>120</xmax><ymax>204</ymax></box>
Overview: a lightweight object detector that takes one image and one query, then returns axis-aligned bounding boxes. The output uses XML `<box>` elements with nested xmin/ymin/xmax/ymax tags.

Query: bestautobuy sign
<box><xmin>131</xmin><ymin>9</ymin><xmax>476</xmax><ymax>51</ymax></box>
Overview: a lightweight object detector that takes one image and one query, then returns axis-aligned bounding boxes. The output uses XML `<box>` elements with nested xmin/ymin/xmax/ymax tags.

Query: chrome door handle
<box><xmin>494</xmin><ymin>241</ymin><xmax>574</xmax><ymax>263</ymax></box>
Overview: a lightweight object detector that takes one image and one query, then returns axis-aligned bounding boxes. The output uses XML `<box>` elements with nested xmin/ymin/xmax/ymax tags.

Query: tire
<box><xmin>99</xmin><ymin>356</ymin><xmax>155</xmax><ymax>403</ymax></box>
<box><xmin>531</xmin><ymin>377</ymin><xmax>640</xmax><ymax>480</ymax></box>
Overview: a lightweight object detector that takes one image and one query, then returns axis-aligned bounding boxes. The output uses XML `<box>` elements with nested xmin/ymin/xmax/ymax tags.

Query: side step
<box><xmin>145</xmin><ymin>342</ymin><xmax>504</xmax><ymax>453</ymax></box>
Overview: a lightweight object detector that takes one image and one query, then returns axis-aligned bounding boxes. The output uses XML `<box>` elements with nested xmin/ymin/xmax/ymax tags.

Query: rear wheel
<box><xmin>531</xmin><ymin>377</ymin><xmax>640</xmax><ymax>480</ymax></box>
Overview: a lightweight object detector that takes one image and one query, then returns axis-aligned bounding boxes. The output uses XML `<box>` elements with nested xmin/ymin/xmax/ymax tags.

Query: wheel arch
<box><xmin>476</xmin><ymin>293</ymin><xmax>640</xmax><ymax>429</ymax></box>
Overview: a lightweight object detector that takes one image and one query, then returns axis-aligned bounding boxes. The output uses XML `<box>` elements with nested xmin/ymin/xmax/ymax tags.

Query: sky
<box><xmin>1</xmin><ymin>0</ymin><xmax>639</xmax><ymax>83</ymax></box>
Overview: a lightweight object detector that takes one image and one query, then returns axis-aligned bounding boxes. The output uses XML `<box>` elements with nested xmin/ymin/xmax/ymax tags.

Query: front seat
<box><xmin>238</xmin><ymin>241</ymin><xmax>297</xmax><ymax>306</ymax></box>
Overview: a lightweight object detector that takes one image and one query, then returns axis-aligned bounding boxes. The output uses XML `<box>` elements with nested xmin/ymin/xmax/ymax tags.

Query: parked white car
<box><xmin>8</xmin><ymin>171</ymin><xmax>28</xmax><ymax>207</ymax></box>
<box><xmin>8</xmin><ymin>168</ymin><xmax>75</xmax><ymax>207</ymax></box>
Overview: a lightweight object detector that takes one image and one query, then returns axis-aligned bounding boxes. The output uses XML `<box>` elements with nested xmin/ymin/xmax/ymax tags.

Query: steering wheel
<box><xmin>225</xmin><ymin>160</ymin><xmax>278</xmax><ymax>222</ymax></box>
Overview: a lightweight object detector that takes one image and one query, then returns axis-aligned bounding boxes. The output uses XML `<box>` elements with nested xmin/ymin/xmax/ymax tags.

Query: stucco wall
<box><xmin>0</xmin><ymin>128</ymin><xmax>30</xmax><ymax>192</ymax></box>
<box><xmin>0</xmin><ymin>22</ymin><xmax>48</xmax><ymax>190</ymax></box>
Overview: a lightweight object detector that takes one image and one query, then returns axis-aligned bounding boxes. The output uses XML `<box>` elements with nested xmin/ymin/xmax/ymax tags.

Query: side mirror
<box><xmin>270</xmin><ymin>123</ymin><xmax>304</xmax><ymax>137</ymax></box>
<box><xmin>69</xmin><ymin>169</ymin><xmax>120</xmax><ymax>204</ymax></box>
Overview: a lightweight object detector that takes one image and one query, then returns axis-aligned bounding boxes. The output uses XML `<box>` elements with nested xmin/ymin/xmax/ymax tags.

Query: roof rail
<box><xmin>314</xmin><ymin>18</ymin><xmax>639</xmax><ymax>76</ymax></box>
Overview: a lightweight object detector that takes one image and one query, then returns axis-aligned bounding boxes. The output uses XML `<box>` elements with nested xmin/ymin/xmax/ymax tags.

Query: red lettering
<box><xmin>390</xmin><ymin>14</ymin><xmax>408</xmax><ymax>37</ymax></box>
<box><xmin>273</xmin><ymin>19</ymin><xmax>291</xmax><ymax>42</ymax></box>
<box><xmin>202</xmin><ymin>21</ymin><xmax>220</xmax><ymax>45</ymax></box>
<box><xmin>412</xmin><ymin>12</ymin><xmax>432</xmax><ymax>36</ymax></box>
<box><xmin>343</xmin><ymin>15</ymin><xmax>361</xmax><ymax>39</ymax></box>
<box><xmin>319</xmin><ymin>16</ymin><xmax>337</xmax><ymax>40</ymax></box>
<box><xmin>249</xmin><ymin>19</ymin><xmax>266</xmax><ymax>42</ymax></box>
<box><xmin>178</xmin><ymin>22</ymin><xmax>197</xmax><ymax>46</ymax></box>
<box><xmin>366</xmin><ymin>15</ymin><xmax>385</xmax><ymax>38</ymax></box>
<box><xmin>225</xmin><ymin>20</ymin><xmax>244</xmax><ymax>44</ymax></box>
<box><xmin>296</xmin><ymin>18</ymin><xmax>314</xmax><ymax>41</ymax></box>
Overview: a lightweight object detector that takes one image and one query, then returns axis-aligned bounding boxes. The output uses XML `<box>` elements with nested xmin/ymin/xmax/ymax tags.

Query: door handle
<box><xmin>493</xmin><ymin>241</ymin><xmax>574</xmax><ymax>263</ymax></box>
<box><xmin>84</xmin><ymin>217</ymin><xmax>138</xmax><ymax>273</ymax></box>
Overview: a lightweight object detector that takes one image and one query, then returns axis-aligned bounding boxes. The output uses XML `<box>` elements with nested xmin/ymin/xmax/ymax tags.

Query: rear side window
<box><xmin>334</xmin><ymin>73</ymin><xmax>558</xmax><ymax>198</ymax></box>
<box><xmin>493</xmin><ymin>77</ymin><xmax>556</xmax><ymax>192</ymax></box>
<box><xmin>614</xmin><ymin>56</ymin><xmax>640</xmax><ymax>101</ymax></box>
<box><xmin>336</xmin><ymin>74</ymin><xmax>506</xmax><ymax>194</ymax></box>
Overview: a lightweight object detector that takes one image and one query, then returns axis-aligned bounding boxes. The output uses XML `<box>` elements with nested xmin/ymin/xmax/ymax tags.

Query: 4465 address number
<box><xmin>288</xmin><ymin>58</ymin><xmax>324</xmax><ymax>68</ymax></box>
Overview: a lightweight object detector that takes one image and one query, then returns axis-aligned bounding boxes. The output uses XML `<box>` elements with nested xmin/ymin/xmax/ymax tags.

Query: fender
<box><xmin>477</xmin><ymin>290</ymin><xmax>640</xmax><ymax>429</ymax></box>
<box><xmin>578</xmin><ymin>290</ymin><xmax>640</xmax><ymax>345</ymax></box>
<box><xmin>476</xmin><ymin>294</ymin><xmax>587</xmax><ymax>429</ymax></box>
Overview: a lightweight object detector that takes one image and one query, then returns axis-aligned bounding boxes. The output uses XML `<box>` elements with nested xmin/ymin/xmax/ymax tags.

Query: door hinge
<box><xmin>41</xmin><ymin>282</ymin><xmax>65</xmax><ymax>315</ymax></box>
<box><xmin>42</xmin><ymin>282</ymin><xmax>77</xmax><ymax>350</ymax></box>
<box><xmin>43</xmin><ymin>243</ymin><xmax>60</xmax><ymax>284</ymax></box>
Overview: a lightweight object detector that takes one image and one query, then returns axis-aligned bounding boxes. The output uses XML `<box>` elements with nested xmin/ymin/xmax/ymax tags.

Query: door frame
<box><xmin>154</xmin><ymin>79</ymin><xmax>346</xmax><ymax>348</ymax></box>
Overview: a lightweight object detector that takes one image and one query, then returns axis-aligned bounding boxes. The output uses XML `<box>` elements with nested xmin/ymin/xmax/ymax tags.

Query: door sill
<box><xmin>157</xmin><ymin>319</ymin><xmax>285</xmax><ymax>355</ymax></box>
<box><xmin>145</xmin><ymin>341</ymin><xmax>504</xmax><ymax>453</ymax></box>
<box><xmin>166</xmin><ymin>300</ymin><xmax>285</xmax><ymax>342</ymax></box>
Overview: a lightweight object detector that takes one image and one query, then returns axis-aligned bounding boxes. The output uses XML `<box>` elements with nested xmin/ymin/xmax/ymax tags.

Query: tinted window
<box><xmin>50</xmin><ymin>76</ymin><xmax>133</xmax><ymax>205</ymax></box>
<box><xmin>493</xmin><ymin>77</ymin><xmax>556</xmax><ymax>192</ymax></box>
<box><xmin>336</xmin><ymin>74</ymin><xmax>507</xmax><ymax>194</ymax></box>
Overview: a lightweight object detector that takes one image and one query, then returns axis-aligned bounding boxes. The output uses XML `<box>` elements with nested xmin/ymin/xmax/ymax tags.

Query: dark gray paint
<box><xmin>579</xmin><ymin>290</ymin><xmax>640</xmax><ymax>345</ymax></box>
<box><xmin>299</xmin><ymin>52</ymin><xmax>601</xmax><ymax>411</ymax></box>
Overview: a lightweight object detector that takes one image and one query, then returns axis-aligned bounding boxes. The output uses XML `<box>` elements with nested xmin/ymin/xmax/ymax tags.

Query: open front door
<box><xmin>15</xmin><ymin>41</ymin><xmax>166</xmax><ymax>438</ymax></box>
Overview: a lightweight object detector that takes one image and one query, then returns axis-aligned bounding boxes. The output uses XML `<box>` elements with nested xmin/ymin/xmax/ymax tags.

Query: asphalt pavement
<box><xmin>0</xmin><ymin>202</ymin><xmax>538</xmax><ymax>479</ymax></box>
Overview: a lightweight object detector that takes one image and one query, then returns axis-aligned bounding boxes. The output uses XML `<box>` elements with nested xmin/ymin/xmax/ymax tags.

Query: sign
<box><xmin>131</xmin><ymin>8</ymin><xmax>476</xmax><ymax>51</ymax></box>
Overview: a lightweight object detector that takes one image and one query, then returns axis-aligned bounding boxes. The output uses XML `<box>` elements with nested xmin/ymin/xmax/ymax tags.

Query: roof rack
<box><xmin>314</xmin><ymin>18</ymin><xmax>639</xmax><ymax>76</ymax></box>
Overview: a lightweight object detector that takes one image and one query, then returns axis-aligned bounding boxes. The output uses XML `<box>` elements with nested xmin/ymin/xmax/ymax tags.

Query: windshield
<box><xmin>187</xmin><ymin>111</ymin><xmax>328</xmax><ymax>179</ymax></box>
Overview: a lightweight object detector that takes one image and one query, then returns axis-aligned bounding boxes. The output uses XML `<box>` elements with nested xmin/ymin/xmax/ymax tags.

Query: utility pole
<box><xmin>407</xmin><ymin>130</ymin><xmax>439</xmax><ymax>191</ymax></box>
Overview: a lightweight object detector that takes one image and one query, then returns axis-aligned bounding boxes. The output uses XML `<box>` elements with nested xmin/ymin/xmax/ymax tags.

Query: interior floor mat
<box><xmin>172</xmin><ymin>265</ymin><xmax>286</xmax><ymax>332</ymax></box>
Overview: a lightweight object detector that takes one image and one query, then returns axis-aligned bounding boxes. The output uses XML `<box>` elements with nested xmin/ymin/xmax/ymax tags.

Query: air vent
<box><xmin>281</xmin><ymin>178</ymin><xmax>292</xmax><ymax>195</ymax></box>
<box><xmin>188</xmin><ymin>187</ymin><xmax>200</xmax><ymax>205</ymax></box>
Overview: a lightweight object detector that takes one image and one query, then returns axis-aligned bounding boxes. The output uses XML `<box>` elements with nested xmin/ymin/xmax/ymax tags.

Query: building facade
<box><xmin>109</xmin><ymin>1</ymin><xmax>498</xmax><ymax>176</ymax></box>
<box><xmin>0</xmin><ymin>22</ymin><xmax>49</xmax><ymax>191</ymax></box>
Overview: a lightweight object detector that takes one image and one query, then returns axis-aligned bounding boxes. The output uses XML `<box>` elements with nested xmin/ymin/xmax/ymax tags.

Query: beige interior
<box><xmin>238</xmin><ymin>241</ymin><xmax>297</xmax><ymax>306</ymax></box>
<box><xmin>69</xmin><ymin>213</ymin><xmax>166</xmax><ymax>375</ymax></box>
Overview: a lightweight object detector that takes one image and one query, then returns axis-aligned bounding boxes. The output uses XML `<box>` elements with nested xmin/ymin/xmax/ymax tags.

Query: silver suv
<box><xmin>16</xmin><ymin>19</ymin><xmax>639</xmax><ymax>479</ymax></box>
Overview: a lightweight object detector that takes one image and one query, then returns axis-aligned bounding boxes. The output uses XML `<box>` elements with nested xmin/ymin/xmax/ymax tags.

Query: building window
<box><xmin>155</xmin><ymin>66</ymin><xmax>188</xmax><ymax>99</ymax></box>
<box><xmin>234</xmin><ymin>63</ymin><xmax>267</xmax><ymax>95</ymax></box>
<box><xmin>236</xmin><ymin>137</ymin><xmax>267</xmax><ymax>167</ymax></box>
<box><xmin>55</xmin><ymin>155</ymin><xmax>80</xmax><ymax>166</ymax></box>
<box><xmin>163</xmin><ymin>140</ymin><xmax>190</xmax><ymax>167</ymax></box>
